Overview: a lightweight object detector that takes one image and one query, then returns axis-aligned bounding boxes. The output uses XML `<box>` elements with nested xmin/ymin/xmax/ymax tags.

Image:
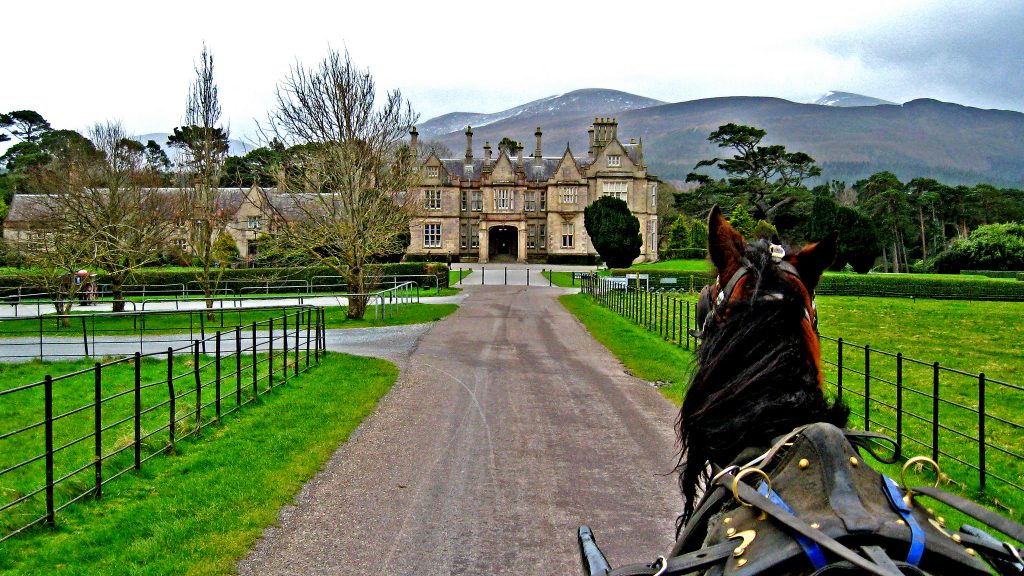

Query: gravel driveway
<box><xmin>238</xmin><ymin>284</ymin><xmax>682</xmax><ymax>575</ymax></box>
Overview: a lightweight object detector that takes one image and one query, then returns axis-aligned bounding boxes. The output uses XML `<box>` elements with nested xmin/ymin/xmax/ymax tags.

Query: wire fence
<box><xmin>0</xmin><ymin>306</ymin><xmax>327</xmax><ymax>543</ymax></box>
<box><xmin>580</xmin><ymin>274</ymin><xmax>1024</xmax><ymax>505</ymax></box>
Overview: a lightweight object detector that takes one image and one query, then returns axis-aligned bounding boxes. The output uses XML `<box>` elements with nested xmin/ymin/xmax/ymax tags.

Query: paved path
<box><xmin>452</xmin><ymin>262</ymin><xmax>595</xmax><ymax>287</ymax></box>
<box><xmin>238</xmin><ymin>284</ymin><xmax>682</xmax><ymax>575</ymax></box>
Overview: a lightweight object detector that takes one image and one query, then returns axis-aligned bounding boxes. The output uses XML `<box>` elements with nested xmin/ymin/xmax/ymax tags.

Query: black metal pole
<box><xmin>979</xmin><ymin>372</ymin><xmax>986</xmax><ymax>490</ymax></box>
<box><xmin>932</xmin><ymin>362</ymin><xmax>940</xmax><ymax>462</ymax></box>
<box><xmin>194</xmin><ymin>341</ymin><xmax>202</xmax><ymax>430</ymax></box>
<box><xmin>235</xmin><ymin>327</ymin><xmax>242</xmax><ymax>407</ymax></box>
<box><xmin>864</xmin><ymin>345</ymin><xmax>871</xmax><ymax>431</ymax></box>
<box><xmin>294</xmin><ymin>311</ymin><xmax>300</xmax><ymax>377</ymax></box>
<box><xmin>252</xmin><ymin>322</ymin><xmax>258</xmax><ymax>395</ymax></box>
<box><xmin>45</xmin><ymin>374</ymin><xmax>54</xmax><ymax>524</ymax></box>
<box><xmin>837</xmin><ymin>339</ymin><xmax>844</xmax><ymax>402</ymax></box>
<box><xmin>94</xmin><ymin>362</ymin><xmax>102</xmax><ymax>499</ymax></box>
<box><xmin>82</xmin><ymin>316</ymin><xmax>89</xmax><ymax>357</ymax></box>
<box><xmin>896</xmin><ymin>353</ymin><xmax>903</xmax><ymax>452</ymax></box>
<box><xmin>134</xmin><ymin>352</ymin><xmax>141</xmax><ymax>469</ymax></box>
<box><xmin>269</xmin><ymin>318</ymin><xmax>274</xmax><ymax>389</ymax></box>
<box><xmin>215</xmin><ymin>331</ymin><xmax>222</xmax><ymax>419</ymax></box>
<box><xmin>167</xmin><ymin>347</ymin><xmax>175</xmax><ymax>446</ymax></box>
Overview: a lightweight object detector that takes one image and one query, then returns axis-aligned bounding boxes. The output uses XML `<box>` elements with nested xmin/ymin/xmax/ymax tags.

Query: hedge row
<box><xmin>0</xmin><ymin>263</ymin><xmax>450</xmax><ymax>294</ymax></box>
<box><xmin>961</xmin><ymin>270</ymin><xmax>1023</xmax><ymax>280</ymax></box>
<box><xmin>611</xmin><ymin>268</ymin><xmax>1024</xmax><ymax>301</ymax></box>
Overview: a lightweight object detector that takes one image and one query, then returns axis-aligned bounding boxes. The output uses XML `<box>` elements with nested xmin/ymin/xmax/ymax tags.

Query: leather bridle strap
<box><xmin>606</xmin><ymin>540</ymin><xmax>739</xmax><ymax>576</ymax></box>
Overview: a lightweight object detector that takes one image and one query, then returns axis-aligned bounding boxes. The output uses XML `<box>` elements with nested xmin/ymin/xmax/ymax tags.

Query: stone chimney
<box><xmin>483</xmin><ymin>141</ymin><xmax>493</xmax><ymax>172</ymax></box>
<box><xmin>588</xmin><ymin>125</ymin><xmax>595</xmax><ymax>158</ymax></box>
<box><xmin>516</xmin><ymin>142</ymin><xmax>524</xmax><ymax>167</ymax></box>
<box><xmin>465</xmin><ymin>126</ymin><xmax>474</xmax><ymax>162</ymax></box>
<box><xmin>534</xmin><ymin>127</ymin><xmax>543</xmax><ymax>159</ymax></box>
<box><xmin>410</xmin><ymin>126</ymin><xmax>419</xmax><ymax>152</ymax></box>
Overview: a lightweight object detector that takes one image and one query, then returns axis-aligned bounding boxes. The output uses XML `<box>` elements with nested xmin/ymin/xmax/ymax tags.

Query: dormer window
<box><xmin>426</xmin><ymin>166</ymin><xmax>439</xmax><ymax>178</ymax></box>
<box><xmin>248</xmin><ymin>216</ymin><xmax>262</xmax><ymax>230</ymax></box>
<box><xmin>608</xmin><ymin>155</ymin><xmax>621</xmax><ymax>167</ymax></box>
<box><xmin>464</xmin><ymin>164</ymin><xmax>474</xmax><ymax>179</ymax></box>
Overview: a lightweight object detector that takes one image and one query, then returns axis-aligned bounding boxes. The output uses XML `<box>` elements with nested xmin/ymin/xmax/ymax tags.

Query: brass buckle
<box><xmin>731</xmin><ymin>467</ymin><xmax>771</xmax><ymax>507</ymax></box>
<box><xmin>900</xmin><ymin>456</ymin><xmax>942</xmax><ymax>505</ymax></box>
<box><xmin>730</xmin><ymin>529</ymin><xmax>757</xmax><ymax>557</ymax></box>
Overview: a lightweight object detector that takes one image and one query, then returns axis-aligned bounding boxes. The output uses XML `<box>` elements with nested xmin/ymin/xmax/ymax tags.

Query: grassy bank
<box><xmin>559</xmin><ymin>293</ymin><xmax>693</xmax><ymax>405</ymax></box>
<box><xmin>0</xmin><ymin>352</ymin><xmax>398</xmax><ymax>575</ymax></box>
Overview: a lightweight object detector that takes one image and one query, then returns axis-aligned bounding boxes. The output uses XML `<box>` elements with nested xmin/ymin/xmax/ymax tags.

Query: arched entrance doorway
<box><xmin>488</xmin><ymin>225</ymin><xmax>518</xmax><ymax>262</ymax></box>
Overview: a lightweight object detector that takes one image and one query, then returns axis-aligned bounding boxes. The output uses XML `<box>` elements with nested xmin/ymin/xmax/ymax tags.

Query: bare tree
<box><xmin>16</xmin><ymin>121</ymin><xmax>175</xmax><ymax>313</ymax></box>
<box><xmin>264</xmin><ymin>49</ymin><xmax>419</xmax><ymax>319</ymax></box>
<box><xmin>13</xmin><ymin>216</ymin><xmax>94</xmax><ymax>324</ymax></box>
<box><xmin>168</xmin><ymin>44</ymin><xmax>230</xmax><ymax>317</ymax></box>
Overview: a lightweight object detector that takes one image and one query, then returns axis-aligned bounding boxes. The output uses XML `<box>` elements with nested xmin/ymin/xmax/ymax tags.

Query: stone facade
<box><xmin>408</xmin><ymin>118</ymin><xmax>658</xmax><ymax>263</ymax></box>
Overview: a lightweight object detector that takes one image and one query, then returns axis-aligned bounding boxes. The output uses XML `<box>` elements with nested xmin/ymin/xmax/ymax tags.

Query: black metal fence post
<box><xmin>94</xmin><ymin>362</ymin><xmax>102</xmax><ymax>499</ymax></box>
<box><xmin>864</xmin><ymin>345</ymin><xmax>871</xmax><ymax>431</ymax></box>
<box><xmin>194</xmin><ymin>341</ymin><xmax>202</xmax><ymax>429</ymax></box>
<box><xmin>44</xmin><ymin>374</ymin><xmax>54</xmax><ymax>524</ymax></box>
<box><xmin>134</xmin><ymin>352</ymin><xmax>141</xmax><ymax>470</ymax></box>
<box><xmin>235</xmin><ymin>327</ymin><xmax>242</xmax><ymax>407</ymax></box>
<box><xmin>167</xmin><ymin>347</ymin><xmax>175</xmax><ymax>446</ymax></box>
<box><xmin>686</xmin><ymin>301</ymin><xmax>691</xmax><ymax>350</ymax></box>
<box><xmin>932</xmin><ymin>362</ymin><xmax>940</xmax><ymax>462</ymax></box>
<box><xmin>252</xmin><ymin>322</ymin><xmax>258</xmax><ymax>395</ymax></box>
<box><xmin>215</xmin><ymin>331</ymin><xmax>222</xmax><ymax>420</ymax></box>
<box><xmin>305</xmin><ymin>309</ymin><xmax>311</xmax><ymax>368</ymax></box>
<box><xmin>979</xmin><ymin>372</ymin><xmax>986</xmax><ymax>490</ymax></box>
<box><xmin>82</xmin><ymin>316</ymin><xmax>89</xmax><ymax>357</ymax></box>
<box><xmin>837</xmin><ymin>339</ymin><xmax>844</xmax><ymax>402</ymax></box>
<box><xmin>269</xmin><ymin>318</ymin><xmax>274</xmax><ymax>389</ymax></box>
<box><xmin>896</xmin><ymin>353</ymin><xmax>903</xmax><ymax>451</ymax></box>
<box><xmin>294</xmin><ymin>311</ymin><xmax>300</xmax><ymax>376</ymax></box>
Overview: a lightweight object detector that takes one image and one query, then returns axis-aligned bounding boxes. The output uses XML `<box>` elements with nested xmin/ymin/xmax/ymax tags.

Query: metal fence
<box><xmin>820</xmin><ymin>337</ymin><xmax>1024</xmax><ymax>496</ymax></box>
<box><xmin>580</xmin><ymin>274</ymin><xmax>1024</xmax><ymax>503</ymax></box>
<box><xmin>0</xmin><ymin>306</ymin><xmax>327</xmax><ymax>543</ymax></box>
<box><xmin>0</xmin><ymin>282</ymin><xmax>418</xmax><ymax>362</ymax></box>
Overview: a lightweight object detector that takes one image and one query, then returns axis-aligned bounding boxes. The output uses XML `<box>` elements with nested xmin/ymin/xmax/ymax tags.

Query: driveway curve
<box><xmin>239</xmin><ymin>285</ymin><xmax>683</xmax><ymax>575</ymax></box>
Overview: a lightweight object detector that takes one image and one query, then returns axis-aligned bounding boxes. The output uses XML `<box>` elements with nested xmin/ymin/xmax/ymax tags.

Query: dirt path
<box><xmin>238</xmin><ymin>285</ymin><xmax>682</xmax><ymax>575</ymax></box>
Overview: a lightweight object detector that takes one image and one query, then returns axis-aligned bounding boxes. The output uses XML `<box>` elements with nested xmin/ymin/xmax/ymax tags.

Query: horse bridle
<box><xmin>691</xmin><ymin>244</ymin><xmax>818</xmax><ymax>340</ymax></box>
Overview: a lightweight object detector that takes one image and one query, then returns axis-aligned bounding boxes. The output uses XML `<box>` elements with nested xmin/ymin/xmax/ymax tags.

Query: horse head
<box><xmin>676</xmin><ymin>206</ymin><xmax>848</xmax><ymax>526</ymax></box>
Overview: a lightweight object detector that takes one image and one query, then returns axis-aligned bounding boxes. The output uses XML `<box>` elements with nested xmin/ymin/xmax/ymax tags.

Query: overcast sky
<box><xmin>2</xmin><ymin>0</ymin><xmax>1022</xmax><ymax>148</ymax></box>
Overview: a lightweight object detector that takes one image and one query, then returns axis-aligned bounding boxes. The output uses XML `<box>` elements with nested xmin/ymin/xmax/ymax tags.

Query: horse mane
<box><xmin>675</xmin><ymin>238</ymin><xmax>849</xmax><ymax>530</ymax></box>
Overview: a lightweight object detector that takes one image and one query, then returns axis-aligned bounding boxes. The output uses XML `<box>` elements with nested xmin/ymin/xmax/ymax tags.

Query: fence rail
<box><xmin>0</xmin><ymin>306</ymin><xmax>327</xmax><ymax>543</ymax></box>
<box><xmin>579</xmin><ymin>274</ymin><xmax>1024</xmax><ymax>503</ymax></box>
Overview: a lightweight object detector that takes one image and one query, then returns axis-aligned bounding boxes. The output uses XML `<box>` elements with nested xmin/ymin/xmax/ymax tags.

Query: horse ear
<box><xmin>792</xmin><ymin>231</ymin><xmax>838</xmax><ymax>292</ymax></box>
<box><xmin>708</xmin><ymin>205</ymin><xmax>745</xmax><ymax>275</ymax></box>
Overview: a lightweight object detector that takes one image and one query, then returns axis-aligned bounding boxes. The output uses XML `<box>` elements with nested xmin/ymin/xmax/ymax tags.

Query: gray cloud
<box><xmin>820</xmin><ymin>1</ymin><xmax>1024</xmax><ymax>110</ymax></box>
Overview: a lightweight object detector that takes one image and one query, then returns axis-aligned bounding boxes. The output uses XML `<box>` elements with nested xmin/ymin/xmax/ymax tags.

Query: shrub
<box><xmin>584</xmin><ymin>196</ymin><xmax>642</xmax><ymax>268</ymax></box>
<box><xmin>932</xmin><ymin>222</ymin><xmax>1024</xmax><ymax>273</ymax></box>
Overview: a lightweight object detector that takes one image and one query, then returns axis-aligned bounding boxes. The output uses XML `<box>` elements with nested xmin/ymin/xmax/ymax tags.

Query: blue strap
<box><xmin>758</xmin><ymin>482</ymin><xmax>828</xmax><ymax>569</ymax></box>
<box><xmin>882</xmin><ymin>475</ymin><xmax>925</xmax><ymax>566</ymax></box>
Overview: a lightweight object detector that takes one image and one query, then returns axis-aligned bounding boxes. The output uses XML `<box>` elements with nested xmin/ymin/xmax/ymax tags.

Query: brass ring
<box><xmin>731</xmin><ymin>467</ymin><xmax>771</xmax><ymax>507</ymax></box>
<box><xmin>901</xmin><ymin>456</ymin><xmax>942</xmax><ymax>491</ymax></box>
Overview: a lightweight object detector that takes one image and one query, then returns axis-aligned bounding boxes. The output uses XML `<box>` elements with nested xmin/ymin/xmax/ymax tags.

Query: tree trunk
<box><xmin>881</xmin><ymin>246</ymin><xmax>889</xmax><ymax>273</ymax></box>
<box><xmin>346</xmin><ymin>265</ymin><xmax>367</xmax><ymax>319</ymax></box>
<box><xmin>918</xmin><ymin>206</ymin><xmax>927</xmax><ymax>259</ymax></box>
<box><xmin>112</xmin><ymin>276</ymin><xmax>126</xmax><ymax>313</ymax></box>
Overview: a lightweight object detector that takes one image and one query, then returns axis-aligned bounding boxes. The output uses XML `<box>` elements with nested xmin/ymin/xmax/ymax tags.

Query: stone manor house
<box><xmin>4</xmin><ymin>119</ymin><xmax>658</xmax><ymax>265</ymax></box>
<box><xmin>408</xmin><ymin>118</ymin><xmax>659</xmax><ymax>263</ymax></box>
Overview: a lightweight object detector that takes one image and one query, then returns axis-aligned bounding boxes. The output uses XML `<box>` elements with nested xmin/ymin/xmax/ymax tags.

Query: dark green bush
<box><xmin>960</xmin><ymin>270</ymin><xmax>1022</xmax><ymax>279</ymax></box>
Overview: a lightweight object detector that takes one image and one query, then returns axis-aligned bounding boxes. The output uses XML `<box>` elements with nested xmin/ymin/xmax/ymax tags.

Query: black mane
<box><xmin>675</xmin><ymin>239</ymin><xmax>848</xmax><ymax>528</ymax></box>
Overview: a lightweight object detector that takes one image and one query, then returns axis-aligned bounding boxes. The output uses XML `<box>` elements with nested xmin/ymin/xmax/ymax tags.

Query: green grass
<box><xmin>0</xmin><ymin>303</ymin><xmax>458</xmax><ymax>338</ymax></box>
<box><xmin>815</xmin><ymin>296</ymin><xmax>1024</xmax><ymax>520</ymax></box>
<box><xmin>559</xmin><ymin>293</ymin><xmax>694</xmax><ymax>405</ymax></box>
<box><xmin>631</xmin><ymin>259</ymin><xmax>712</xmax><ymax>272</ymax></box>
<box><xmin>542</xmin><ymin>271</ymin><xmax>578</xmax><ymax>287</ymax></box>
<box><xmin>449</xmin><ymin>268</ymin><xmax>473</xmax><ymax>286</ymax></box>
<box><xmin>566</xmin><ymin>287</ymin><xmax>1024</xmax><ymax>527</ymax></box>
<box><xmin>0</xmin><ymin>352</ymin><xmax>398</xmax><ymax>575</ymax></box>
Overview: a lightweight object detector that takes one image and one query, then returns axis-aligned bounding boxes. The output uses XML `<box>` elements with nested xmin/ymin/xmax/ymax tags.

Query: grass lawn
<box><xmin>449</xmin><ymin>268</ymin><xmax>472</xmax><ymax>286</ymax></box>
<box><xmin>0</xmin><ymin>352</ymin><xmax>398</xmax><ymax>575</ymax></box>
<box><xmin>630</xmin><ymin>259</ymin><xmax>712</xmax><ymax>272</ymax></box>
<box><xmin>0</xmin><ymin>303</ymin><xmax>458</xmax><ymax>338</ymax></box>
<box><xmin>564</xmin><ymin>287</ymin><xmax>1024</xmax><ymax>527</ymax></box>
<box><xmin>559</xmin><ymin>293</ymin><xmax>694</xmax><ymax>405</ymax></box>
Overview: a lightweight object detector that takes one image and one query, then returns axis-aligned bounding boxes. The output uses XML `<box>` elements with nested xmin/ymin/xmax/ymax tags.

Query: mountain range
<box><xmin>419</xmin><ymin>89</ymin><xmax>1024</xmax><ymax>188</ymax></box>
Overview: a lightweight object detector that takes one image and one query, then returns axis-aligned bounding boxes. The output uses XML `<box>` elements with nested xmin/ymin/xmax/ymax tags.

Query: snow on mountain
<box><xmin>811</xmin><ymin>91</ymin><xmax>896</xmax><ymax>107</ymax></box>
